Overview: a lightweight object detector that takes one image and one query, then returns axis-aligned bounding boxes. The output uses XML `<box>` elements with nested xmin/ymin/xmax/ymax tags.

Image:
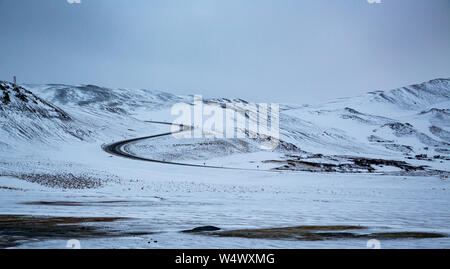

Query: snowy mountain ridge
<box><xmin>1</xmin><ymin>78</ymin><xmax>449</xmax><ymax>175</ymax></box>
<box><xmin>0</xmin><ymin>81</ymin><xmax>91</xmax><ymax>147</ymax></box>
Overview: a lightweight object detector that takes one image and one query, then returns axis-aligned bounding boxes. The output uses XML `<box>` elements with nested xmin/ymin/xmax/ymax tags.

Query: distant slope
<box><xmin>282</xmin><ymin>78</ymin><xmax>450</xmax><ymax>156</ymax></box>
<box><xmin>0</xmin><ymin>81</ymin><xmax>90</xmax><ymax>147</ymax></box>
<box><xmin>25</xmin><ymin>84</ymin><xmax>185</xmax><ymax>114</ymax></box>
<box><xmin>367</xmin><ymin>78</ymin><xmax>450</xmax><ymax>111</ymax></box>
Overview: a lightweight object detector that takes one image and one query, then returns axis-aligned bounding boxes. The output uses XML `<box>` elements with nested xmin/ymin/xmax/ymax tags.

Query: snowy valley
<box><xmin>0</xmin><ymin>78</ymin><xmax>449</xmax><ymax>248</ymax></box>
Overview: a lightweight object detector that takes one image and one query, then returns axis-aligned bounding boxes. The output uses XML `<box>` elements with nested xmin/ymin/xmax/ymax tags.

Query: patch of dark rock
<box><xmin>307</xmin><ymin>153</ymin><xmax>324</xmax><ymax>159</ymax></box>
<box><xmin>381</xmin><ymin>122</ymin><xmax>415</xmax><ymax>136</ymax></box>
<box><xmin>433</xmin><ymin>155</ymin><xmax>450</xmax><ymax>161</ymax></box>
<box><xmin>182</xmin><ymin>226</ymin><xmax>221</xmax><ymax>233</ymax></box>
<box><xmin>14</xmin><ymin>92</ymin><xmax>28</xmax><ymax>102</ymax></box>
<box><xmin>2</xmin><ymin>91</ymin><xmax>10</xmax><ymax>105</ymax></box>
<box><xmin>341</xmin><ymin>114</ymin><xmax>371</xmax><ymax>124</ymax></box>
<box><xmin>277</xmin><ymin>140</ymin><xmax>306</xmax><ymax>153</ymax></box>
<box><xmin>367</xmin><ymin>135</ymin><xmax>394</xmax><ymax>143</ymax></box>
<box><xmin>350</xmin><ymin>157</ymin><xmax>426</xmax><ymax>172</ymax></box>
<box><xmin>435</xmin><ymin>148</ymin><xmax>450</xmax><ymax>154</ymax></box>
<box><xmin>270</xmin><ymin>155</ymin><xmax>427</xmax><ymax>173</ymax></box>
<box><xmin>414</xmin><ymin>154</ymin><xmax>432</xmax><ymax>161</ymax></box>
<box><xmin>420</xmin><ymin>108</ymin><xmax>450</xmax><ymax>115</ymax></box>
<box><xmin>383</xmin><ymin>144</ymin><xmax>414</xmax><ymax>154</ymax></box>
<box><xmin>236</xmin><ymin>98</ymin><xmax>248</xmax><ymax>104</ymax></box>
<box><xmin>0</xmin><ymin>186</ymin><xmax>24</xmax><ymax>191</ymax></box>
<box><xmin>430</xmin><ymin>126</ymin><xmax>450</xmax><ymax>142</ymax></box>
<box><xmin>344</xmin><ymin>107</ymin><xmax>363</xmax><ymax>115</ymax></box>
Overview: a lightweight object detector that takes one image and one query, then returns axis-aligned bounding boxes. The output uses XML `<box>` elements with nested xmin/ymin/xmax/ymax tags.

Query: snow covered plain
<box><xmin>0</xmin><ymin>79</ymin><xmax>449</xmax><ymax>248</ymax></box>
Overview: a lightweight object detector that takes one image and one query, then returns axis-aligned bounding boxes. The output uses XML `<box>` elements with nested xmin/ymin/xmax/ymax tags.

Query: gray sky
<box><xmin>0</xmin><ymin>0</ymin><xmax>449</xmax><ymax>104</ymax></box>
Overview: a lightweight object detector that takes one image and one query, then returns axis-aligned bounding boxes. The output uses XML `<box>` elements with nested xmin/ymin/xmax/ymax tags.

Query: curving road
<box><xmin>102</xmin><ymin>121</ymin><xmax>271</xmax><ymax>171</ymax></box>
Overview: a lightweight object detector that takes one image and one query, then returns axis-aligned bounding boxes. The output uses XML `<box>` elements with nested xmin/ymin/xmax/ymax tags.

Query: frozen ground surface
<box><xmin>0</xmin><ymin>79</ymin><xmax>449</xmax><ymax>248</ymax></box>
<box><xmin>1</xmin><ymin>129</ymin><xmax>449</xmax><ymax>249</ymax></box>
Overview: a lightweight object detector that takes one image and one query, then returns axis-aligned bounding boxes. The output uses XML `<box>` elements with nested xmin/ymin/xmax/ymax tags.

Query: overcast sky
<box><xmin>0</xmin><ymin>0</ymin><xmax>449</xmax><ymax>103</ymax></box>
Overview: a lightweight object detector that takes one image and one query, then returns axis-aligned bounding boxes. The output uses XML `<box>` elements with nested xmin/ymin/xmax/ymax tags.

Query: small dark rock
<box><xmin>181</xmin><ymin>226</ymin><xmax>221</xmax><ymax>233</ymax></box>
<box><xmin>2</xmin><ymin>92</ymin><xmax>10</xmax><ymax>104</ymax></box>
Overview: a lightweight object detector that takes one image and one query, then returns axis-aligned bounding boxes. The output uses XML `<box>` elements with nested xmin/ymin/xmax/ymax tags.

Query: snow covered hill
<box><xmin>277</xmin><ymin>79</ymin><xmax>450</xmax><ymax>164</ymax></box>
<box><xmin>25</xmin><ymin>83</ymin><xmax>185</xmax><ymax>114</ymax></box>
<box><xmin>0</xmin><ymin>81</ymin><xmax>90</xmax><ymax>148</ymax></box>
<box><xmin>1</xmin><ymin>83</ymin><xmax>187</xmax><ymax>150</ymax></box>
<box><xmin>1</xmin><ymin>78</ymin><xmax>449</xmax><ymax>176</ymax></box>
<box><xmin>122</xmin><ymin>78</ymin><xmax>450</xmax><ymax>175</ymax></box>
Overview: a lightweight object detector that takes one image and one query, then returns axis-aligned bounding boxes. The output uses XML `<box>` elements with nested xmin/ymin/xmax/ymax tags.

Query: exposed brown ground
<box><xmin>21</xmin><ymin>201</ymin><xmax>130</xmax><ymax>206</ymax></box>
<box><xmin>197</xmin><ymin>225</ymin><xmax>446</xmax><ymax>241</ymax></box>
<box><xmin>0</xmin><ymin>214</ymin><xmax>152</xmax><ymax>248</ymax></box>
